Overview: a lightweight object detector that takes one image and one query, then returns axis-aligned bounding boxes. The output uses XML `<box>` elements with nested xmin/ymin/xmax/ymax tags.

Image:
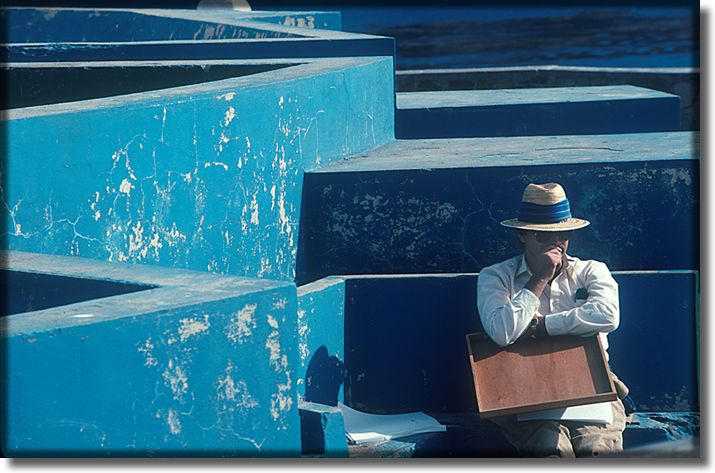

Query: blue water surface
<box><xmin>336</xmin><ymin>7</ymin><xmax>699</xmax><ymax>69</ymax></box>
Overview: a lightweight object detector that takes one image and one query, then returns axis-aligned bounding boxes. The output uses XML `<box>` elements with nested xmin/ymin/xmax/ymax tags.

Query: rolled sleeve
<box><xmin>544</xmin><ymin>261</ymin><xmax>620</xmax><ymax>337</ymax></box>
<box><xmin>477</xmin><ymin>267</ymin><xmax>541</xmax><ymax>347</ymax></box>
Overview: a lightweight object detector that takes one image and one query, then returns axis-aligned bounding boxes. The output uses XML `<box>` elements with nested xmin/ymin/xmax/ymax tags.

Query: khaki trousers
<box><xmin>490</xmin><ymin>399</ymin><xmax>627</xmax><ymax>458</ymax></box>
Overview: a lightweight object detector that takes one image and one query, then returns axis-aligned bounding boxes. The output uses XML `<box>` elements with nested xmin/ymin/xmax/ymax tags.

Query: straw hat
<box><xmin>500</xmin><ymin>183</ymin><xmax>590</xmax><ymax>232</ymax></box>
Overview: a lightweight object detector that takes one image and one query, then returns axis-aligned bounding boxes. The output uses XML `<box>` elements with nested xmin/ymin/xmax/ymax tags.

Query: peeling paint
<box><xmin>137</xmin><ymin>338</ymin><xmax>158</xmax><ymax>367</ymax></box>
<box><xmin>119</xmin><ymin>179</ymin><xmax>133</xmax><ymax>195</ymax></box>
<box><xmin>216</xmin><ymin>361</ymin><xmax>259</xmax><ymax>412</ymax></box>
<box><xmin>178</xmin><ymin>315</ymin><xmax>210</xmax><ymax>342</ymax></box>
<box><xmin>162</xmin><ymin>359</ymin><xmax>189</xmax><ymax>402</ymax></box>
<box><xmin>167</xmin><ymin>409</ymin><xmax>182</xmax><ymax>435</ymax></box>
<box><xmin>225</xmin><ymin>303</ymin><xmax>257</xmax><ymax>344</ymax></box>
<box><xmin>223</xmin><ymin>106</ymin><xmax>237</xmax><ymax>127</ymax></box>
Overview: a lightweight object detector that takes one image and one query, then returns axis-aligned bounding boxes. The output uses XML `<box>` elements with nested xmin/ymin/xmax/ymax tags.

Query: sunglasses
<box><xmin>532</xmin><ymin>230</ymin><xmax>574</xmax><ymax>243</ymax></box>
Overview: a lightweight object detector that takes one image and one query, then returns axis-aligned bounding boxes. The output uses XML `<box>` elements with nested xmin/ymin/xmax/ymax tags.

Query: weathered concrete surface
<box><xmin>2</xmin><ymin>8</ymin><xmax>393</xmax><ymax>63</ymax></box>
<box><xmin>2</xmin><ymin>57</ymin><xmax>394</xmax><ymax>282</ymax></box>
<box><xmin>2</xmin><ymin>251</ymin><xmax>299</xmax><ymax>457</ymax></box>
<box><xmin>396</xmin><ymin>66</ymin><xmax>699</xmax><ymax>130</ymax></box>
<box><xmin>339</xmin><ymin>271</ymin><xmax>699</xmax><ymax>416</ymax></box>
<box><xmin>4</xmin><ymin>60</ymin><xmax>295</xmax><ymax>110</ymax></box>
<box><xmin>299</xmin><ymin>132</ymin><xmax>698</xmax><ymax>282</ymax></box>
<box><xmin>2</xmin><ymin>7</ymin><xmax>330</xmax><ymax>43</ymax></box>
<box><xmin>396</xmin><ymin>85</ymin><xmax>680</xmax><ymax>138</ymax></box>
<box><xmin>296</xmin><ymin>277</ymin><xmax>345</xmax><ymax>405</ymax></box>
<box><xmin>298</xmin><ymin>401</ymin><xmax>349</xmax><ymax>457</ymax></box>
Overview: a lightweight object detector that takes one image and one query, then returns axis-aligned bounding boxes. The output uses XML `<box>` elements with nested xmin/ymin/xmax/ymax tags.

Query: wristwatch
<box><xmin>529</xmin><ymin>316</ymin><xmax>540</xmax><ymax>339</ymax></box>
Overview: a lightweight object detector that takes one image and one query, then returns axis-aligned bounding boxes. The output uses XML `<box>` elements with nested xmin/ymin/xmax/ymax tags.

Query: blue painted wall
<box><xmin>296</xmin><ymin>277</ymin><xmax>345</xmax><ymax>406</ymax></box>
<box><xmin>2</xmin><ymin>251</ymin><xmax>300</xmax><ymax>457</ymax></box>
<box><xmin>341</xmin><ymin>272</ymin><xmax>699</xmax><ymax>415</ymax></box>
<box><xmin>396</xmin><ymin>86</ymin><xmax>681</xmax><ymax>138</ymax></box>
<box><xmin>2</xmin><ymin>8</ymin><xmax>302</xmax><ymax>43</ymax></box>
<box><xmin>299</xmin><ymin>132</ymin><xmax>699</xmax><ymax>283</ymax></box>
<box><xmin>2</xmin><ymin>57</ymin><xmax>394</xmax><ymax>282</ymax></box>
<box><xmin>2</xmin><ymin>8</ymin><xmax>394</xmax><ymax>63</ymax></box>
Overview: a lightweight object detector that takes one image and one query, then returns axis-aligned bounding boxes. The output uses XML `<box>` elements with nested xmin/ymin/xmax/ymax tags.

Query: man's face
<box><xmin>518</xmin><ymin>230</ymin><xmax>573</xmax><ymax>258</ymax></box>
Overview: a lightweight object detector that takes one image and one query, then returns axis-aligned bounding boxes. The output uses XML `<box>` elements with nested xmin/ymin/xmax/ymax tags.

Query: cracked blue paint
<box><xmin>1</xmin><ymin>57</ymin><xmax>394</xmax><ymax>282</ymax></box>
<box><xmin>299</xmin><ymin>133</ymin><xmax>699</xmax><ymax>283</ymax></box>
<box><xmin>2</xmin><ymin>251</ymin><xmax>299</xmax><ymax>457</ymax></box>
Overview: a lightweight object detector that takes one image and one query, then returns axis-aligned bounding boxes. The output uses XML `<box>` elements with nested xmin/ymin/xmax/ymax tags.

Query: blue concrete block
<box><xmin>299</xmin><ymin>132</ymin><xmax>699</xmax><ymax>282</ymax></box>
<box><xmin>396</xmin><ymin>86</ymin><xmax>681</xmax><ymax>138</ymax></box>
<box><xmin>2</xmin><ymin>8</ymin><xmax>394</xmax><ymax>63</ymax></box>
<box><xmin>340</xmin><ymin>271</ymin><xmax>698</xmax><ymax>415</ymax></box>
<box><xmin>1</xmin><ymin>251</ymin><xmax>300</xmax><ymax>457</ymax></box>
<box><xmin>3</xmin><ymin>36</ymin><xmax>396</xmax><ymax>63</ymax></box>
<box><xmin>298</xmin><ymin>401</ymin><xmax>349</xmax><ymax>457</ymax></box>
<box><xmin>297</xmin><ymin>278</ymin><xmax>346</xmax><ymax>405</ymax></box>
<box><xmin>0</xmin><ymin>8</ymin><xmax>324</xmax><ymax>43</ymax></box>
<box><xmin>608</xmin><ymin>271</ymin><xmax>700</xmax><ymax>412</ymax></box>
<box><xmin>1</xmin><ymin>56</ymin><xmax>394</xmax><ymax>282</ymax></box>
<box><xmin>4</xmin><ymin>61</ymin><xmax>294</xmax><ymax>110</ymax></box>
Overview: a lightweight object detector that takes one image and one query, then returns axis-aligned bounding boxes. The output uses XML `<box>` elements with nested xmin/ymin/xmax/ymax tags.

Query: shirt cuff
<box><xmin>544</xmin><ymin>312</ymin><xmax>567</xmax><ymax>336</ymax></box>
<box><xmin>517</xmin><ymin>288</ymin><xmax>541</xmax><ymax>317</ymax></box>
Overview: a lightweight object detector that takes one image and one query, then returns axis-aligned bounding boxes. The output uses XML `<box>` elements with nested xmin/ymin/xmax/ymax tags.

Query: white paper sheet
<box><xmin>516</xmin><ymin>401</ymin><xmax>614</xmax><ymax>424</ymax></box>
<box><xmin>337</xmin><ymin>402</ymin><xmax>446</xmax><ymax>444</ymax></box>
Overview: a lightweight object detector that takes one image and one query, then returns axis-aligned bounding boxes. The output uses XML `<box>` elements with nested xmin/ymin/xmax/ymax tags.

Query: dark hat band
<box><xmin>518</xmin><ymin>200</ymin><xmax>572</xmax><ymax>224</ymax></box>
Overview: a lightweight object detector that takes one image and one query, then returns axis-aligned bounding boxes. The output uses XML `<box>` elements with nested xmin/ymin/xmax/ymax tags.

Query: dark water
<box><xmin>338</xmin><ymin>7</ymin><xmax>699</xmax><ymax>70</ymax></box>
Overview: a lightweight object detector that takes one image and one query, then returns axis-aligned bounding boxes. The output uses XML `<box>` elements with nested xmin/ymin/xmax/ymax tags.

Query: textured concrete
<box><xmin>2</xmin><ymin>251</ymin><xmax>299</xmax><ymax>457</ymax></box>
<box><xmin>298</xmin><ymin>401</ymin><xmax>349</xmax><ymax>457</ymax></box>
<box><xmin>296</xmin><ymin>277</ymin><xmax>345</xmax><ymax>405</ymax></box>
<box><xmin>2</xmin><ymin>8</ymin><xmax>393</xmax><ymax>63</ymax></box>
<box><xmin>396</xmin><ymin>66</ymin><xmax>699</xmax><ymax>131</ymax></box>
<box><xmin>2</xmin><ymin>56</ymin><xmax>395</xmax><ymax>282</ymax></box>
<box><xmin>396</xmin><ymin>85</ymin><xmax>680</xmax><ymax>138</ymax></box>
<box><xmin>339</xmin><ymin>271</ymin><xmax>699</xmax><ymax>415</ymax></box>
<box><xmin>2</xmin><ymin>7</ymin><xmax>339</xmax><ymax>43</ymax></box>
<box><xmin>300</xmin><ymin>132</ymin><xmax>699</xmax><ymax>282</ymax></box>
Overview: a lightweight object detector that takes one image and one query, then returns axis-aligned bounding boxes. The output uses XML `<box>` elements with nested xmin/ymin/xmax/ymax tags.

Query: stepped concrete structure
<box><xmin>1</xmin><ymin>7</ymin><xmax>700</xmax><ymax>458</ymax></box>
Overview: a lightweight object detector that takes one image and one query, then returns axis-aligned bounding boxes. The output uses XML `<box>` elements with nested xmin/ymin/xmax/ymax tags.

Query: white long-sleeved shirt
<box><xmin>476</xmin><ymin>254</ymin><xmax>619</xmax><ymax>359</ymax></box>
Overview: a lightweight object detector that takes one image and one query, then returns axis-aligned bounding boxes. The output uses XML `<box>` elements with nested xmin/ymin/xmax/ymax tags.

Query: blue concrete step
<box><xmin>2</xmin><ymin>56</ymin><xmax>394</xmax><ymax>283</ymax></box>
<box><xmin>396</xmin><ymin>85</ymin><xmax>681</xmax><ymax>138</ymax></box>
<box><xmin>338</xmin><ymin>272</ymin><xmax>698</xmax><ymax>416</ymax></box>
<box><xmin>2</xmin><ymin>250</ymin><xmax>300</xmax><ymax>457</ymax></box>
<box><xmin>297</xmin><ymin>277</ymin><xmax>346</xmax><ymax>406</ymax></box>
<box><xmin>346</xmin><ymin>412</ymin><xmax>699</xmax><ymax>458</ymax></box>
<box><xmin>299</xmin><ymin>132</ymin><xmax>698</xmax><ymax>283</ymax></box>
<box><xmin>2</xmin><ymin>7</ymin><xmax>393</xmax><ymax>62</ymax></box>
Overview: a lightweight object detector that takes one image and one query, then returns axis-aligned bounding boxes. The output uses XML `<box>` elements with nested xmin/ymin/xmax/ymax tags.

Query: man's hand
<box><xmin>525</xmin><ymin>248</ymin><xmax>563</xmax><ymax>297</ymax></box>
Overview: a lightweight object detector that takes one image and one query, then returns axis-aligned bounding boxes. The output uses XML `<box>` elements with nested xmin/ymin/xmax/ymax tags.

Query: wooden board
<box><xmin>466</xmin><ymin>332</ymin><xmax>617</xmax><ymax>418</ymax></box>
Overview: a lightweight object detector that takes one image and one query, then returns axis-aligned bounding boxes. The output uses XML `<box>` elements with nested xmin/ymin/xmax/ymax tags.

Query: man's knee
<box><xmin>572</xmin><ymin>432</ymin><xmax>623</xmax><ymax>457</ymax></box>
<box><xmin>518</xmin><ymin>422</ymin><xmax>575</xmax><ymax>458</ymax></box>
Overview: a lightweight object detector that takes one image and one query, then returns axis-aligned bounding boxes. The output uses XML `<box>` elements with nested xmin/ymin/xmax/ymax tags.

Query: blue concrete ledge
<box><xmin>298</xmin><ymin>400</ymin><xmax>349</xmax><ymax>457</ymax></box>
<box><xmin>2</xmin><ymin>8</ymin><xmax>394</xmax><ymax>63</ymax></box>
<box><xmin>299</xmin><ymin>132</ymin><xmax>699</xmax><ymax>282</ymax></box>
<box><xmin>396</xmin><ymin>86</ymin><xmax>680</xmax><ymax>138</ymax></box>
<box><xmin>339</xmin><ymin>271</ymin><xmax>698</xmax><ymax>415</ymax></box>
<box><xmin>1</xmin><ymin>251</ymin><xmax>300</xmax><ymax>457</ymax></box>
<box><xmin>335</xmin><ymin>271</ymin><xmax>698</xmax><ymax>457</ymax></box>
<box><xmin>346</xmin><ymin>412</ymin><xmax>699</xmax><ymax>458</ymax></box>
<box><xmin>2</xmin><ymin>56</ymin><xmax>394</xmax><ymax>282</ymax></box>
<box><xmin>2</xmin><ymin>8</ymin><xmax>340</xmax><ymax>43</ymax></box>
<box><xmin>297</xmin><ymin>277</ymin><xmax>346</xmax><ymax>405</ymax></box>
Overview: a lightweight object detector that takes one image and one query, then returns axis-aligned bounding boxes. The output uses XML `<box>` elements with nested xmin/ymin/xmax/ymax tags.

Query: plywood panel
<box><xmin>466</xmin><ymin>333</ymin><xmax>617</xmax><ymax>418</ymax></box>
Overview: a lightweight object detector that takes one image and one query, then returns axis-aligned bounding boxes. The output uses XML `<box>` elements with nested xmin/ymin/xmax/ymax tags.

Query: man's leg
<box><xmin>490</xmin><ymin>416</ymin><xmax>575</xmax><ymax>457</ymax></box>
<box><xmin>566</xmin><ymin>400</ymin><xmax>627</xmax><ymax>457</ymax></box>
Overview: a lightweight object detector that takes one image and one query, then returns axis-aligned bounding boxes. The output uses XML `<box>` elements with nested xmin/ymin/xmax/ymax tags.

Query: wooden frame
<box><xmin>466</xmin><ymin>332</ymin><xmax>617</xmax><ymax>419</ymax></box>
